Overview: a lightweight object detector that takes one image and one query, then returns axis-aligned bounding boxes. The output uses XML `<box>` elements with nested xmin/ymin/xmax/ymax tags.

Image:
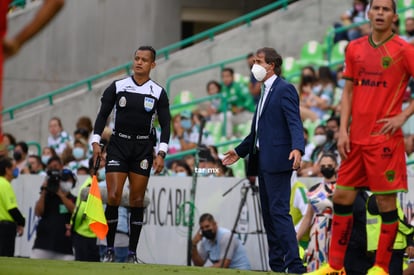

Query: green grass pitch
<box><xmin>0</xmin><ymin>257</ymin><xmax>293</xmax><ymax>275</ymax></box>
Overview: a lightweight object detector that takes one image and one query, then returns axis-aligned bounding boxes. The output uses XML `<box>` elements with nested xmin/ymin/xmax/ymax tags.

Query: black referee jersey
<box><xmin>93</xmin><ymin>76</ymin><xmax>171</xmax><ymax>145</ymax></box>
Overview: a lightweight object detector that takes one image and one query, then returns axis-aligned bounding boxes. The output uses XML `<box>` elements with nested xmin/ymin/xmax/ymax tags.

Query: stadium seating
<box><xmin>208</xmin><ymin>121</ymin><xmax>225</xmax><ymax>144</ymax></box>
<box><xmin>298</xmin><ymin>40</ymin><xmax>327</xmax><ymax>67</ymax></box>
<box><xmin>235</xmin><ymin>121</ymin><xmax>251</xmax><ymax>138</ymax></box>
<box><xmin>329</xmin><ymin>40</ymin><xmax>348</xmax><ymax>65</ymax></box>
<box><xmin>171</xmin><ymin>90</ymin><xmax>195</xmax><ymax>117</ymax></box>
<box><xmin>398</xmin><ymin>0</ymin><xmax>414</xmax><ymax>8</ymax></box>
<box><xmin>282</xmin><ymin>56</ymin><xmax>301</xmax><ymax>84</ymax></box>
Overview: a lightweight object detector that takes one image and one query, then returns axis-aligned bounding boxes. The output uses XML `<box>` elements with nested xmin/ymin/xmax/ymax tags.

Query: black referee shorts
<box><xmin>106</xmin><ymin>134</ymin><xmax>154</xmax><ymax>177</ymax></box>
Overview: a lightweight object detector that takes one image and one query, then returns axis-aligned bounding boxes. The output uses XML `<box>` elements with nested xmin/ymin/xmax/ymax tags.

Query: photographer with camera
<box><xmin>31</xmin><ymin>158</ymin><xmax>76</xmax><ymax>260</ymax></box>
<box><xmin>191</xmin><ymin>213</ymin><xmax>251</xmax><ymax>270</ymax></box>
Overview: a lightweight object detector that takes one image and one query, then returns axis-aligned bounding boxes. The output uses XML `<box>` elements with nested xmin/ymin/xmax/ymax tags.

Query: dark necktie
<box><xmin>253</xmin><ymin>84</ymin><xmax>265</xmax><ymax>152</ymax></box>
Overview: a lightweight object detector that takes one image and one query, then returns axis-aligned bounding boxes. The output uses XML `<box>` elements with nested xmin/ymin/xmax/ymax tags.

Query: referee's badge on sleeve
<box><xmin>144</xmin><ymin>97</ymin><xmax>155</xmax><ymax>112</ymax></box>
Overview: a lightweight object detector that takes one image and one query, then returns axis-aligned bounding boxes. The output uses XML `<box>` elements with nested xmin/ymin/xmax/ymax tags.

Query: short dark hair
<box><xmin>3</xmin><ymin>133</ymin><xmax>16</xmax><ymax>147</ymax></box>
<box><xmin>0</xmin><ymin>157</ymin><xmax>13</xmax><ymax>176</ymax></box>
<box><xmin>16</xmin><ymin>141</ymin><xmax>28</xmax><ymax>154</ymax></box>
<box><xmin>47</xmin><ymin>156</ymin><xmax>62</xmax><ymax>167</ymax></box>
<box><xmin>221</xmin><ymin>67</ymin><xmax>234</xmax><ymax>76</ymax></box>
<box><xmin>135</xmin><ymin>46</ymin><xmax>156</xmax><ymax>61</ymax></box>
<box><xmin>206</xmin><ymin>80</ymin><xmax>222</xmax><ymax>92</ymax></box>
<box><xmin>74</xmin><ymin>128</ymin><xmax>89</xmax><ymax>140</ymax></box>
<box><xmin>28</xmin><ymin>154</ymin><xmax>43</xmax><ymax>165</ymax></box>
<box><xmin>199</xmin><ymin>213</ymin><xmax>215</xmax><ymax>224</ymax></box>
<box><xmin>50</xmin><ymin>117</ymin><xmax>63</xmax><ymax>128</ymax></box>
<box><xmin>319</xmin><ymin>152</ymin><xmax>338</xmax><ymax>165</ymax></box>
<box><xmin>256</xmin><ymin>47</ymin><xmax>283</xmax><ymax>76</ymax></box>
<box><xmin>173</xmin><ymin>159</ymin><xmax>192</xmax><ymax>176</ymax></box>
<box><xmin>369</xmin><ymin>0</ymin><xmax>396</xmax><ymax>13</ymax></box>
<box><xmin>327</xmin><ymin>116</ymin><xmax>340</xmax><ymax>127</ymax></box>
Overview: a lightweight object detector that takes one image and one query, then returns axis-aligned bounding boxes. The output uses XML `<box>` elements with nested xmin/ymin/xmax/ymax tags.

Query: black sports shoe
<box><xmin>127</xmin><ymin>253</ymin><xmax>138</xmax><ymax>264</ymax></box>
<box><xmin>103</xmin><ymin>249</ymin><xmax>115</xmax><ymax>262</ymax></box>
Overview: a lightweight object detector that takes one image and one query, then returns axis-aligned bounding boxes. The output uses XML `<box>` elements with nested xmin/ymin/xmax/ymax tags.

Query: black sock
<box><xmin>105</xmin><ymin>205</ymin><xmax>119</xmax><ymax>249</ymax></box>
<box><xmin>129</xmin><ymin>207</ymin><xmax>144</xmax><ymax>253</ymax></box>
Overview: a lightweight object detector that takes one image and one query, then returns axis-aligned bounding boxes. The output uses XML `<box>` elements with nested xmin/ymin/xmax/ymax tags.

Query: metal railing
<box><xmin>166</xmin><ymin>54</ymin><xmax>247</xmax><ymax>94</ymax></box>
<box><xmin>9</xmin><ymin>0</ymin><xmax>26</xmax><ymax>9</ymax></box>
<box><xmin>2</xmin><ymin>0</ymin><xmax>295</xmax><ymax>120</ymax></box>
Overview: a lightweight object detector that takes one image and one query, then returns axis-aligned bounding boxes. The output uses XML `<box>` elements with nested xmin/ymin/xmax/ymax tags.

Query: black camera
<box><xmin>46</xmin><ymin>169</ymin><xmax>61</xmax><ymax>193</ymax></box>
<box><xmin>46</xmin><ymin>169</ymin><xmax>75</xmax><ymax>193</ymax></box>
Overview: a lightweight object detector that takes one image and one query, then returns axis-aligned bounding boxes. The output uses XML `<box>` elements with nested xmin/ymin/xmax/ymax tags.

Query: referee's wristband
<box><xmin>157</xmin><ymin>151</ymin><xmax>166</xmax><ymax>159</ymax></box>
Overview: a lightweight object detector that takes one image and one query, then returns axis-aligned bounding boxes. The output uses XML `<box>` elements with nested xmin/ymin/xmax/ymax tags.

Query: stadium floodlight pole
<box><xmin>186</xmin><ymin>116</ymin><xmax>206</xmax><ymax>266</ymax></box>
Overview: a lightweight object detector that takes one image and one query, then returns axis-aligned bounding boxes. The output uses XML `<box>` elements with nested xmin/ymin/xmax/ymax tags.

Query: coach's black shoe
<box><xmin>103</xmin><ymin>249</ymin><xmax>115</xmax><ymax>263</ymax></box>
<box><xmin>127</xmin><ymin>253</ymin><xmax>138</xmax><ymax>264</ymax></box>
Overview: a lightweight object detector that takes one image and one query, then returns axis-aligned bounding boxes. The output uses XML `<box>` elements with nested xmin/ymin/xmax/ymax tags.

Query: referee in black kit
<box><xmin>91</xmin><ymin>46</ymin><xmax>171</xmax><ymax>263</ymax></box>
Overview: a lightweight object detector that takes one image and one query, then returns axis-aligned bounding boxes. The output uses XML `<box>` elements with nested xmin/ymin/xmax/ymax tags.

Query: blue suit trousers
<box><xmin>258</xmin><ymin>170</ymin><xmax>305</xmax><ymax>273</ymax></box>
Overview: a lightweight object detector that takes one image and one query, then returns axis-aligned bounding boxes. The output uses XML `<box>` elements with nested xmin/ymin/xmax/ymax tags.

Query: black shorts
<box><xmin>0</xmin><ymin>221</ymin><xmax>17</xmax><ymax>256</ymax></box>
<box><xmin>106</xmin><ymin>134</ymin><xmax>154</xmax><ymax>177</ymax></box>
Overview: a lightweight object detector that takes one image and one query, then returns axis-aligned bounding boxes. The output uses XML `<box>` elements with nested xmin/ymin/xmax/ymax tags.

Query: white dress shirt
<box><xmin>256</xmin><ymin>74</ymin><xmax>277</xmax><ymax>148</ymax></box>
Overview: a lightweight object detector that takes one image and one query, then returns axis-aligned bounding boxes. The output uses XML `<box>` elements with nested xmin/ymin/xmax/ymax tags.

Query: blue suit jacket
<box><xmin>235</xmin><ymin>76</ymin><xmax>305</xmax><ymax>175</ymax></box>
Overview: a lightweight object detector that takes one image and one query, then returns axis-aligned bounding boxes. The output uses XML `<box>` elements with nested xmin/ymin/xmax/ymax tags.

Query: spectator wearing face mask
<box><xmin>300</xmin><ymin>125</ymin><xmax>326</xmax><ymax>174</ymax></box>
<box><xmin>173</xmin><ymin>110</ymin><xmax>213</xmax><ymax>152</ymax></box>
<box><xmin>174</xmin><ymin>110</ymin><xmax>196</xmax><ymax>151</ymax></box>
<box><xmin>67</xmin><ymin>139</ymin><xmax>89</xmax><ymax>174</ymax></box>
<box><xmin>191</xmin><ymin>213</ymin><xmax>251</xmax><ymax>270</ymax></box>
<box><xmin>13</xmin><ymin>141</ymin><xmax>28</xmax><ymax>174</ymax></box>
<box><xmin>40</xmin><ymin>146</ymin><xmax>58</xmax><ymax>167</ymax></box>
<box><xmin>170</xmin><ymin>159</ymin><xmax>192</xmax><ymax>176</ymax></box>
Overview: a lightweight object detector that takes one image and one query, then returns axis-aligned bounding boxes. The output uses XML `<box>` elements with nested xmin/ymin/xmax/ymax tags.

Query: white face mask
<box><xmin>176</xmin><ymin>172</ymin><xmax>187</xmax><ymax>177</ymax></box>
<box><xmin>251</xmin><ymin>64</ymin><xmax>267</xmax><ymax>81</ymax></box>
<box><xmin>60</xmin><ymin>181</ymin><xmax>72</xmax><ymax>193</ymax></box>
<box><xmin>73</xmin><ymin>147</ymin><xmax>85</xmax><ymax>160</ymax></box>
<box><xmin>313</xmin><ymin>134</ymin><xmax>327</xmax><ymax>146</ymax></box>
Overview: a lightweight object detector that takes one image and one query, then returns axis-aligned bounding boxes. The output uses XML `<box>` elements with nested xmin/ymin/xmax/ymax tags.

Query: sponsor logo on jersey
<box><xmin>119</xmin><ymin>96</ymin><xmax>127</xmax><ymax>107</ymax></box>
<box><xmin>107</xmin><ymin>160</ymin><xmax>120</xmax><ymax>166</ymax></box>
<box><xmin>358</xmin><ymin>67</ymin><xmax>382</xmax><ymax>77</ymax></box>
<box><xmin>123</xmin><ymin>85</ymin><xmax>136</xmax><ymax>92</ymax></box>
<box><xmin>354</xmin><ymin>78</ymin><xmax>387</xmax><ymax>87</ymax></box>
<box><xmin>140</xmin><ymin>159</ymin><xmax>149</xmax><ymax>170</ymax></box>
<box><xmin>382</xmin><ymin>56</ymin><xmax>392</xmax><ymax>69</ymax></box>
<box><xmin>144</xmin><ymin>97</ymin><xmax>155</xmax><ymax>112</ymax></box>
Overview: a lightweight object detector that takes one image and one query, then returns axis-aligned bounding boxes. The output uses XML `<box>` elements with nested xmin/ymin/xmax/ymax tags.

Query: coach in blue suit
<box><xmin>223</xmin><ymin>47</ymin><xmax>305</xmax><ymax>274</ymax></box>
